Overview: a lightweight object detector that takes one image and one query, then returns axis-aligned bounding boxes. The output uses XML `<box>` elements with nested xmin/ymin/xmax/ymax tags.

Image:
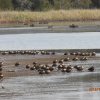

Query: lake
<box><xmin>0</xmin><ymin>32</ymin><xmax>99</xmax><ymax>50</ymax></box>
<box><xmin>0</xmin><ymin>32</ymin><xmax>100</xmax><ymax>100</ymax></box>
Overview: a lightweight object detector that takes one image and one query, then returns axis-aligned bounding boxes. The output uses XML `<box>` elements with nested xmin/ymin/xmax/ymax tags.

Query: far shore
<box><xmin>0</xmin><ymin>23</ymin><xmax>100</xmax><ymax>34</ymax></box>
<box><xmin>0</xmin><ymin>9</ymin><xmax>100</xmax><ymax>34</ymax></box>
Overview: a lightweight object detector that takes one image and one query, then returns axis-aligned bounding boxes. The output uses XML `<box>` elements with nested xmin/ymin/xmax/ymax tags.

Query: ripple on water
<box><xmin>0</xmin><ymin>71</ymin><xmax>100</xmax><ymax>100</ymax></box>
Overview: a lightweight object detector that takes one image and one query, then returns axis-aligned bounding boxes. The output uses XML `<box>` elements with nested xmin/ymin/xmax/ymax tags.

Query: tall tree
<box><xmin>30</xmin><ymin>0</ymin><xmax>42</xmax><ymax>11</ymax></box>
<box><xmin>48</xmin><ymin>0</ymin><xmax>54</xmax><ymax>6</ymax></box>
<box><xmin>91</xmin><ymin>0</ymin><xmax>100</xmax><ymax>8</ymax></box>
<box><xmin>12</xmin><ymin>0</ymin><xmax>32</xmax><ymax>10</ymax></box>
<box><xmin>0</xmin><ymin>0</ymin><xmax>13</xmax><ymax>10</ymax></box>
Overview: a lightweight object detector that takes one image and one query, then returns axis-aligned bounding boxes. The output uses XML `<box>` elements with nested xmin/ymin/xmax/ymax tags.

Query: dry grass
<box><xmin>0</xmin><ymin>9</ymin><xmax>100</xmax><ymax>24</ymax></box>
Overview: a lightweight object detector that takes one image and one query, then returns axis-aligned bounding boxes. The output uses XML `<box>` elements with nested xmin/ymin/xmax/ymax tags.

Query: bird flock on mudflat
<box><xmin>0</xmin><ymin>51</ymin><xmax>96</xmax><ymax>78</ymax></box>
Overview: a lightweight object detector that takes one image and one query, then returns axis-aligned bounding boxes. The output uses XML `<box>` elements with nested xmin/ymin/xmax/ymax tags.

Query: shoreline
<box><xmin>0</xmin><ymin>49</ymin><xmax>100</xmax><ymax>53</ymax></box>
<box><xmin>0</xmin><ymin>20</ymin><xmax>100</xmax><ymax>34</ymax></box>
<box><xmin>0</xmin><ymin>25</ymin><xmax>100</xmax><ymax>35</ymax></box>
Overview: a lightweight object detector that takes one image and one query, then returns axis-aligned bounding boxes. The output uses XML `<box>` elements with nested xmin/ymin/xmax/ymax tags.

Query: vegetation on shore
<box><xmin>0</xmin><ymin>0</ymin><xmax>100</xmax><ymax>26</ymax></box>
<box><xmin>0</xmin><ymin>9</ymin><xmax>100</xmax><ymax>26</ymax></box>
<box><xmin>0</xmin><ymin>0</ymin><xmax>100</xmax><ymax>11</ymax></box>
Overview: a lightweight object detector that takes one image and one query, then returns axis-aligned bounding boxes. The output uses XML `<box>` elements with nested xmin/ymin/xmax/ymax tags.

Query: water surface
<box><xmin>0</xmin><ymin>72</ymin><xmax>100</xmax><ymax>100</ymax></box>
<box><xmin>0</xmin><ymin>32</ymin><xmax>99</xmax><ymax>50</ymax></box>
<box><xmin>0</xmin><ymin>32</ymin><xmax>100</xmax><ymax>100</ymax></box>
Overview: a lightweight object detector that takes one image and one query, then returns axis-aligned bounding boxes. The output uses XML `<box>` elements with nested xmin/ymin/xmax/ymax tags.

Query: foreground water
<box><xmin>0</xmin><ymin>58</ymin><xmax>100</xmax><ymax>100</ymax></box>
<box><xmin>0</xmin><ymin>71</ymin><xmax>100</xmax><ymax>100</ymax></box>
<box><xmin>0</xmin><ymin>32</ymin><xmax>100</xmax><ymax>50</ymax></box>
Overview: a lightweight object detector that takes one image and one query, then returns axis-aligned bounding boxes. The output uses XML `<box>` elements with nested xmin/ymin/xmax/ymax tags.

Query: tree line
<box><xmin>0</xmin><ymin>0</ymin><xmax>100</xmax><ymax>11</ymax></box>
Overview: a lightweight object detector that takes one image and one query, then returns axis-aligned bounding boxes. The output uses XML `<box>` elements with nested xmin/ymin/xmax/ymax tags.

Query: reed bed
<box><xmin>0</xmin><ymin>9</ymin><xmax>100</xmax><ymax>24</ymax></box>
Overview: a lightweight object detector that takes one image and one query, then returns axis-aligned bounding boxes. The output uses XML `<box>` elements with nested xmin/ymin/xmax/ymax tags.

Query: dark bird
<box><xmin>88</xmin><ymin>66</ymin><xmax>94</xmax><ymax>72</ymax></box>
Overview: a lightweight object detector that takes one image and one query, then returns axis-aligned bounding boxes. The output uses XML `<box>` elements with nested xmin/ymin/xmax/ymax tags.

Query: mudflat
<box><xmin>0</xmin><ymin>50</ymin><xmax>98</xmax><ymax>78</ymax></box>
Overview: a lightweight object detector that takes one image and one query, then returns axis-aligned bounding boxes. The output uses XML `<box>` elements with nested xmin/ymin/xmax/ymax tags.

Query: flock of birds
<box><xmin>0</xmin><ymin>51</ymin><xmax>96</xmax><ymax>78</ymax></box>
<box><xmin>0</xmin><ymin>62</ymin><xmax>3</xmax><ymax>79</ymax></box>
<box><xmin>0</xmin><ymin>50</ymin><xmax>96</xmax><ymax>56</ymax></box>
<box><xmin>24</xmin><ymin>60</ymin><xmax>95</xmax><ymax>75</ymax></box>
<box><xmin>13</xmin><ymin>51</ymin><xmax>96</xmax><ymax>75</ymax></box>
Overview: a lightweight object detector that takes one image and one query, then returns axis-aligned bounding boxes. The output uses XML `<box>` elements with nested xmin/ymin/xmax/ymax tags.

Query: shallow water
<box><xmin>0</xmin><ymin>32</ymin><xmax>100</xmax><ymax>50</ymax></box>
<box><xmin>0</xmin><ymin>59</ymin><xmax>100</xmax><ymax>100</ymax></box>
<box><xmin>0</xmin><ymin>72</ymin><xmax>100</xmax><ymax>100</ymax></box>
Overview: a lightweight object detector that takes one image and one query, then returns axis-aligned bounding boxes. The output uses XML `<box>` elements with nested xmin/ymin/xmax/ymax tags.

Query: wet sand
<box><xmin>0</xmin><ymin>51</ymin><xmax>99</xmax><ymax>78</ymax></box>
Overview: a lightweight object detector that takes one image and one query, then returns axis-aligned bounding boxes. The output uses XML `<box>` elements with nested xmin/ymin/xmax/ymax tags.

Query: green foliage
<box><xmin>0</xmin><ymin>0</ymin><xmax>100</xmax><ymax>11</ymax></box>
<box><xmin>12</xmin><ymin>0</ymin><xmax>32</xmax><ymax>10</ymax></box>
<box><xmin>35</xmin><ymin>0</ymin><xmax>52</xmax><ymax>11</ymax></box>
<box><xmin>0</xmin><ymin>0</ymin><xmax>13</xmax><ymax>10</ymax></box>
<box><xmin>71</xmin><ymin>0</ymin><xmax>92</xmax><ymax>9</ymax></box>
<box><xmin>91</xmin><ymin>0</ymin><xmax>100</xmax><ymax>8</ymax></box>
<box><xmin>53</xmin><ymin>0</ymin><xmax>74</xmax><ymax>9</ymax></box>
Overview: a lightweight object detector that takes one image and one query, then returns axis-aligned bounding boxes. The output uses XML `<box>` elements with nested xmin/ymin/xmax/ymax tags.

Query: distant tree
<box><xmin>30</xmin><ymin>0</ymin><xmax>42</xmax><ymax>11</ymax></box>
<box><xmin>77</xmin><ymin>0</ymin><xmax>92</xmax><ymax>9</ymax></box>
<box><xmin>12</xmin><ymin>0</ymin><xmax>44</xmax><ymax>11</ymax></box>
<box><xmin>0</xmin><ymin>0</ymin><xmax>100</xmax><ymax>11</ymax></box>
<box><xmin>91</xmin><ymin>0</ymin><xmax>100</xmax><ymax>8</ymax></box>
<box><xmin>37</xmin><ymin>0</ymin><xmax>53</xmax><ymax>10</ymax></box>
<box><xmin>48</xmin><ymin>0</ymin><xmax>54</xmax><ymax>6</ymax></box>
<box><xmin>0</xmin><ymin>0</ymin><xmax>13</xmax><ymax>10</ymax></box>
<box><xmin>12</xmin><ymin>0</ymin><xmax>32</xmax><ymax>10</ymax></box>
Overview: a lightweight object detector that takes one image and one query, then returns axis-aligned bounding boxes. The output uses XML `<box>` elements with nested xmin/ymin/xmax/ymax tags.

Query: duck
<box><xmin>0</xmin><ymin>67</ymin><xmax>2</xmax><ymax>71</ymax></box>
<box><xmin>58</xmin><ymin>64</ymin><xmax>63</xmax><ymax>70</ymax></box>
<box><xmin>74</xmin><ymin>65</ymin><xmax>84</xmax><ymax>71</ymax></box>
<box><xmin>59</xmin><ymin>59</ymin><xmax>64</xmax><ymax>64</ymax></box>
<box><xmin>91</xmin><ymin>52</ymin><xmax>96</xmax><ymax>56</ymax></box>
<box><xmin>45</xmin><ymin>70</ymin><xmax>51</xmax><ymax>74</ymax></box>
<box><xmin>1</xmin><ymin>86</ymin><xmax>5</xmax><ymax>89</ymax></box>
<box><xmin>66</xmin><ymin>65</ymin><xmax>73</xmax><ymax>73</ymax></box>
<box><xmin>15</xmin><ymin>62</ymin><xmax>20</xmax><ymax>67</ymax></box>
<box><xmin>33</xmin><ymin>62</ymin><xmax>37</xmax><ymax>65</ymax></box>
<box><xmin>30</xmin><ymin>66</ymin><xmax>36</xmax><ymax>70</ymax></box>
<box><xmin>38</xmin><ymin>69</ymin><xmax>45</xmax><ymax>75</ymax></box>
<box><xmin>51</xmin><ymin>52</ymin><xmax>55</xmax><ymax>55</ymax></box>
<box><xmin>88</xmin><ymin>66</ymin><xmax>94</xmax><ymax>72</ymax></box>
<box><xmin>66</xmin><ymin>68</ymin><xmax>72</xmax><ymax>73</ymax></box>
<box><xmin>0</xmin><ymin>73</ymin><xmax>3</xmax><ymax>79</ymax></box>
<box><xmin>0</xmin><ymin>62</ymin><xmax>3</xmax><ymax>67</ymax></box>
<box><xmin>73</xmin><ymin>57</ymin><xmax>79</xmax><ymax>61</ymax></box>
<box><xmin>52</xmin><ymin>60</ymin><xmax>58</xmax><ymax>67</ymax></box>
<box><xmin>64</xmin><ymin>52</ymin><xmax>68</xmax><ymax>55</ymax></box>
<box><xmin>26</xmin><ymin>64</ymin><xmax>30</xmax><ymax>69</ymax></box>
<box><xmin>61</xmin><ymin>68</ymin><xmax>67</xmax><ymax>72</ymax></box>
<box><xmin>64</xmin><ymin>57</ymin><xmax>70</xmax><ymax>62</ymax></box>
<box><xmin>49</xmin><ymin>67</ymin><xmax>54</xmax><ymax>71</ymax></box>
<box><xmin>53</xmin><ymin>60</ymin><xmax>58</xmax><ymax>64</ymax></box>
<box><xmin>69</xmin><ymin>24</ymin><xmax>78</xmax><ymax>28</ymax></box>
